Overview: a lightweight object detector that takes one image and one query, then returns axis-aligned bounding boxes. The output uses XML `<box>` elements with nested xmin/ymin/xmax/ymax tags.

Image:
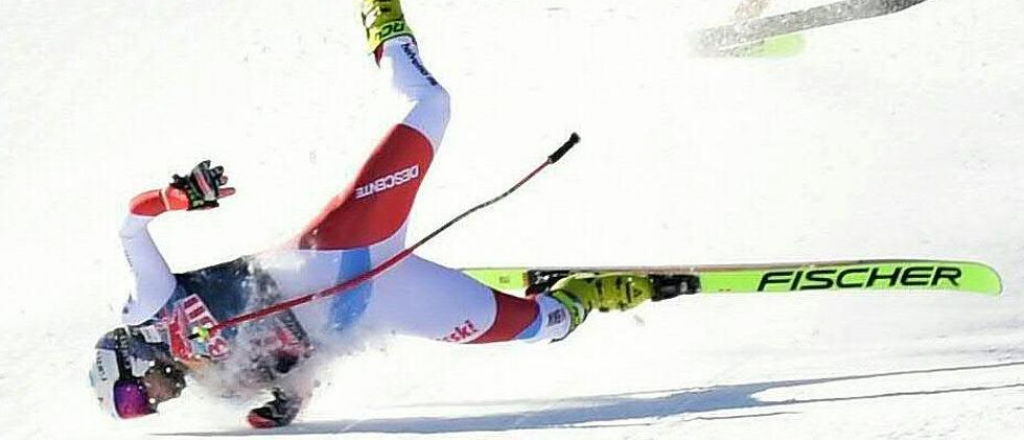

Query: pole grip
<box><xmin>548</xmin><ymin>132</ymin><xmax>581</xmax><ymax>163</ymax></box>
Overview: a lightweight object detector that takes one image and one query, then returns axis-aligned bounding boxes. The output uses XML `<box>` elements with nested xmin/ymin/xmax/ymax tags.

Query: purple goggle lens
<box><xmin>113</xmin><ymin>379</ymin><xmax>155</xmax><ymax>419</ymax></box>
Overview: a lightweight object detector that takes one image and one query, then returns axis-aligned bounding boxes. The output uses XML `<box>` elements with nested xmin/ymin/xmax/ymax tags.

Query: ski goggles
<box><xmin>112</xmin><ymin>378</ymin><xmax>156</xmax><ymax>419</ymax></box>
<box><xmin>111</xmin><ymin>362</ymin><xmax>186</xmax><ymax>419</ymax></box>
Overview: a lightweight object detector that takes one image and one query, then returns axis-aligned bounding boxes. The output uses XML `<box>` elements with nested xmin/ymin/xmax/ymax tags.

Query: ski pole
<box><xmin>193</xmin><ymin>132</ymin><xmax>581</xmax><ymax>341</ymax></box>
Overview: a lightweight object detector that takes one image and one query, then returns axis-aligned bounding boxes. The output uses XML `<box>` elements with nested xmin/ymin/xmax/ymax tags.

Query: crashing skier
<box><xmin>88</xmin><ymin>0</ymin><xmax>660</xmax><ymax>429</ymax></box>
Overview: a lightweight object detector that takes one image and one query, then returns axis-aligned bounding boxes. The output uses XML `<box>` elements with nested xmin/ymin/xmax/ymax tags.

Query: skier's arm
<box><xmin>120</xmin><ymin>161</ymin><xmax>235</xmax><ymax>324</ymax></box>
<box><xmin>119</xmin><ymin>190</ymin><xmax>186</xmax><ymax>324</ymax></box>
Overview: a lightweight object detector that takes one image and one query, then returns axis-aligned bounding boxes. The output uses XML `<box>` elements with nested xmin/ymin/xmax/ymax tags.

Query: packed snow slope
<box><xmin>3</xmin><ymin>0</ymin><xmax>1024</xmax><ymax>438</ymax></box>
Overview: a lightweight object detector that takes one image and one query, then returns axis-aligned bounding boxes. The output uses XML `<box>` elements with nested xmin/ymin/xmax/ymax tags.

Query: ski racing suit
<box><xmin>117</xmin><ymin>36</ymin><xmax>574</xmax><ymax>382</ymax></box>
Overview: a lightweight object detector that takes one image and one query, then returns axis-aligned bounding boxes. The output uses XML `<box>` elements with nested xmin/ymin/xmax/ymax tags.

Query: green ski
<box><xmin>463</xmin><ymin>259</ymin><xmax>1002</xmax><ymax>298</ymax></box>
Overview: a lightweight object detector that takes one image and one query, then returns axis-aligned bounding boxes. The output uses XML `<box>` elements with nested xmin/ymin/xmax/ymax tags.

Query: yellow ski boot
<box><xmin>547</xmin><ymin>273</ymin><xmax>655</xmax><ymax>334</ymax></box>
<box><xmin>361</xmin><ymin>0</ymin><xmax>414</xmax><ymax>53</ymax></box>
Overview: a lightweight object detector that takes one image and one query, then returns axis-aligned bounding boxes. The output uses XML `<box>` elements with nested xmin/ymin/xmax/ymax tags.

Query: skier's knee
<box><xmin>405</xmin><ymin>86</ymin><xmax>450</xmax><ymax>144</ymax></box>
<box><xmin>418</xmin><ymin>86</ymin><xmax>450</xmax><ymax>129</ymax></box>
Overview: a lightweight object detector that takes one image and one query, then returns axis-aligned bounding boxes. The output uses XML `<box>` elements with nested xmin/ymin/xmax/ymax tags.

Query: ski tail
<box><xmin>462</xmin><ymin>260</ymin><xmax>1002</xmax><ymax>296</ymax></box>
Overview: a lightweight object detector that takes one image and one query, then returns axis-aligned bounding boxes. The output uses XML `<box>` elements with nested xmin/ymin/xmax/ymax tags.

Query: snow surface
<box><xmin>3</xmin><ymin>0</ymin><xmax>1024</xmax><ymax>438</ymax></box>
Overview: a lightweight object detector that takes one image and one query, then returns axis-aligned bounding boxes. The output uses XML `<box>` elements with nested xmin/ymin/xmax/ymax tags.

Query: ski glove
<box><xmin>247</xmin><ymin>388</ymin><xmax>302</xmax><ymax>429</ymax></box>
<box><xmin>169</xmin><ymin>160</ymin><xmax>235</xmax><ymax>210</ymax></box>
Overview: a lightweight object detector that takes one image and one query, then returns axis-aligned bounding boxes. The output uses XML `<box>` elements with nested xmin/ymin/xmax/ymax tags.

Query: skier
<box><xmin>88</xmin><ymin>0</ymin><xmax>657</xmax><ymax>429</ymax></box>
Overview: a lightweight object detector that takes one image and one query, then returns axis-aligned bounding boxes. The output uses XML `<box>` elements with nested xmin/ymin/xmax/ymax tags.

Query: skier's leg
<box><xmin>265</xmin><ymin>0</ymin><xmax>448</xmax><ymax>337</ymax></box>
<box><xmin>362</xmin><ymin>257</ymin><xmax>657</xmax><ymax>343</ymax></box>
<box><xmin>362</xmin><ymin>255</ymin><xmax>575</xmax><ymax>343</ymax></box>
<box><xmin>293</xmin><ymin>0</ymin><xmax>447</xmax><ymax>252</ymax></box>
<box><xmin>376</xmin><ymin>36</ymin><xmax>450</xmax><ymax>149</ymax></box>
<box><xmin>243</xmin><ymin>2</ymin><xmax>450</xmax><ymax>427</ymax></box>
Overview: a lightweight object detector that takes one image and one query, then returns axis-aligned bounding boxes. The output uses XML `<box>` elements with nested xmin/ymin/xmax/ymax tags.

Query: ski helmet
<box><xmin>88</xmin><ymin>327</ymin><xmax>186</xmax><ymax>419</ymax></box>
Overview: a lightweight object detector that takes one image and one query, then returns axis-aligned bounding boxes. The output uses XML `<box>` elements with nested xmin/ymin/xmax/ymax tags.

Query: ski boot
<box><xmin>247</xmin><ymin>388</ymin><xmax>302</xmax><ymax>429</ymax></box>
<box><xmin>546</xmin><ymin>273</ymin><xmax>656</xmax><ymax>334</ymax></box>
<box><xmin>361</xmin><ymin>0</ymin><xmax>414</xmax><ymax>53</ymax></box>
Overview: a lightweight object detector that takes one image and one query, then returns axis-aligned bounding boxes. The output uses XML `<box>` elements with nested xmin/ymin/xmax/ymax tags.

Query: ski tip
<box><xmin>965</xmin><ymin>261</ymin><xmax>1003</xmax><ymax>296</ymax></box>
<box><xmin>750</xmin><ymin>33</ymin><xmax>807</xmax><ymax>58</ymax></box>
<box><xmin>695</xmin><ymin>33</ymin><xmax>807</xmax><ymax>59</ymax></box>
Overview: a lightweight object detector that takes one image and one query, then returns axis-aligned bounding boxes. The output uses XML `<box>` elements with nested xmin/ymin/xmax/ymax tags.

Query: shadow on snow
<box><xmin>160</xmin><ymin>360</ymin><xmax>1024</xmax><ymax>436</ymax></box>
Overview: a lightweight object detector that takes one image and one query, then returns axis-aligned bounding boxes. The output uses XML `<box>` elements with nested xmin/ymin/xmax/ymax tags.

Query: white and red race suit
<box><xmin>118</xmin><ymin>37</ymin><xmax>573</xmax><ymax>364</ymax></box>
